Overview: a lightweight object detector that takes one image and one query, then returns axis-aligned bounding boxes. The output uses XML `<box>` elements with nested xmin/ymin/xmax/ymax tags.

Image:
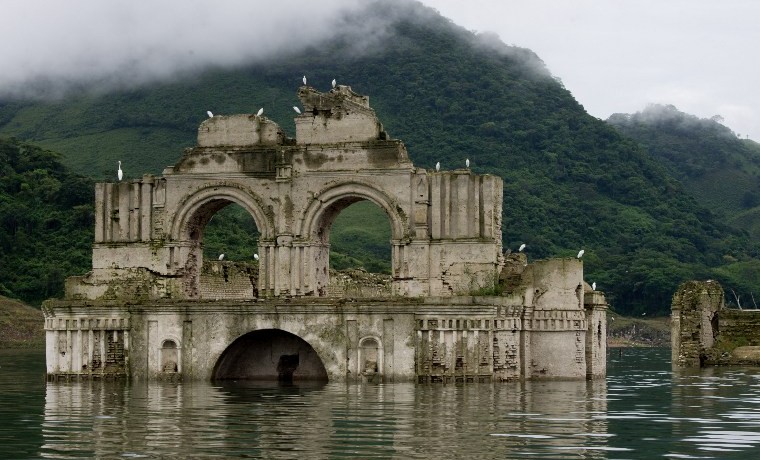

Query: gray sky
<box><xmin>2</xmin><ymin>0</ymin><xmax>758</xmax><ymax>139</ymax></box>
<box><xmin>423</xmin><ymin>0</ymin><xmax>760</xmax><ymax>140</ymax></box>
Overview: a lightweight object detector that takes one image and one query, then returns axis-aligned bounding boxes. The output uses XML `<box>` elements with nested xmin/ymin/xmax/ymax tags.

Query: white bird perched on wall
<box><xmin>206</xmin><ymin>110</ymin><xmax>213</xmax><ymax>118</ymax></box>
<box><xmin>254</xmin><ymin>253</ymin><xmax>259</xmax><ymax>261</ymax></box>
<box><xmin>257</xmin><ymin>107</ymin><xmax>264</xmax><ymax>117</ymax></box>
<box><xmin>592</xmin><ymin>281</ymin><xmax>596</xmax><ymax>291</ymax></box>
<box><xmin>332</xmin><ymin>78</ymin><xmax>336</xmax><ymax>88</ymax></box>
<box><xmin>519</xmin><ymin>243</ymin><xmax>526</xmax><ymax>252</ymax></box>
<box><xmin>117</xmin><ymin>161</ymin><xmax>123</xmax><ymax>181</ymax></box>
<box><xmin>577</xmin><ymin>249</ymin><xmax>585</xmax><ymax>259</ymax></box>
<box><xmin>293</xmin><ymin>106</ymin><xmax>301</xmax><ymax>114</ymax></box>
<box><xmin>435</xmin><ymin>161</ymin><xmax>440</xmax><ymax>172</ymax></box>
<box><xmin>302</xmin><ymin>75</ymin><xmax>307</xmax><ymax>85</ymax></box>
<box><xmin>466</xmin><ymin>158</ymin><xmax>470</xmax><ymax>168</ymax></box>
<box><xmin>218</xmin><ymin>254</ymin><xmax>225</xmax><ymax>261</ymax></box>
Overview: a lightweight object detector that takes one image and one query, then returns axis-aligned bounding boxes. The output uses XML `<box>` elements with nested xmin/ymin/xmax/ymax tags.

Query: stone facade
<box><xmin>44</xmin><ymin>85</ymin><xmax>607</xmax><ymax>382</ymax></box>
<box><xmin>671</xmin><ymin>280</ymin><xmax>760</xmax><ymax>367</ymax></box>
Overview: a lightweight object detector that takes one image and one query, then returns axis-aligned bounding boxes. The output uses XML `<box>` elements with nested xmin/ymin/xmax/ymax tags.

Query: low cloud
<box><xmin>0</xmin><ymin>0</ymin><xmax>379</xmax><ymax>98</ymax></box>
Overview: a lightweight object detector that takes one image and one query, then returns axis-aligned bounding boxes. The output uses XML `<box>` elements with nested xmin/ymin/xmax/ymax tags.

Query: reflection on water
<box><xmin>3</xmin><ymin>348</ymin><xmax>760</xmax><ymax>458</ymax></box>
<box><xmin>39</xmin><ymin>378</ymin><xmax>608</xmax><ymax>458</ymax></box>
<box><xmin>607</xmin><ymin>348</ymin><xmax>760</xmax><ymax>458</ymax></box>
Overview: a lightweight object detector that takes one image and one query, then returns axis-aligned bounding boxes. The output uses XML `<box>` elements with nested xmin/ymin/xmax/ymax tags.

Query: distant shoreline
<box><xmin>0</xmin><ymin>296</ymin><xmax>45</xmax><ymax>349</ymax></box>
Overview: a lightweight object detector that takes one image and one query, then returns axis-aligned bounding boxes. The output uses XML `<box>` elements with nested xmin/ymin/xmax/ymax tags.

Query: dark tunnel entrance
<box><xmin>212</xmin><ymin>329</ymin><xmax>328</xmax><ymax>382</ymax></box>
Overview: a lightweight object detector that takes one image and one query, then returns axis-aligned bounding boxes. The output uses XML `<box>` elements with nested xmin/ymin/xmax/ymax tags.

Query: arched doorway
<box><xmin>202</xmin><ymin>203</ymin><xmax>260</xmax><ymax>263</ymax></box>
<box><xmin>198</xmin><ymin>203</ymin><xmax>260</xmax><ymax>299</ymax></box>
<box><xmin>330</xmin><ymin>200</ymin><xmax>391</xmax><ymax>274</ymax></box>
<box><xmin>171</xmin><ymin>186</ymin><xmax>270</xmax><ymax>300</ymax></box>
<box><xmin>300</xmin><ymin>184</ymin><xmax>405</xmax><ymax>297</ymax></box>
<box><xmin>213</xmin><ymin>329</ymin><xmax>328</xmax><ymax>382</ymax></box>
<box><xmin>160</xmin><ymin>339</ymin><xmax>179</xmax><ymax>373</ymax></box>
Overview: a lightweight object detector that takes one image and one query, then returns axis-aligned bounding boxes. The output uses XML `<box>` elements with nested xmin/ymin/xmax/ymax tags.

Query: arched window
<box><xmin>161</xmin><ymin>340</ymin><xmax>178</xmax><ymax>373</ymax></box>
<box><xmin>359</xmin><ymin>337</ymin><xmax>382</xmax><ymax>376</ymax></box>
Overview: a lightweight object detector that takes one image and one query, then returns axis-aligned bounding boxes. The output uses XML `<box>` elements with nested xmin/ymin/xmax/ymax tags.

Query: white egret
<box><xmin>218</xmin><ymin>254</ymin><xmax>225</xmax><ymax>261</ymax></box>
<box><xmin>302</xmin><ymin>75</ymin><xmax>307</xmax><ymax>85</ymax></box>
<box><xmin>206</xmin><ymin>110</ymin><xmax>213</xmax><ymax>118</ymax></box>
<box><xmin>293</xmin><ymin>106</ymin><xmax>301</xmax><ymax>114</ymax></box>
<box><xmin>518</xmin><ymin>243</ymin><xmax>526</xmax><ymax>252</ymax></box>
<box><xmin>117</xmin><ymin>161</ymin><xmax>123</xmax><ymax>181</ymax></box>
<box><xmin>577</xmin><ymin>249</ymin><xmax>585</xmax><ymax>259</ymax></box>
<box><xmin>254</xmin><ymin>253</ymin><xmax>259</xmax><ymax>260</ymax></box>
<box><xmin>435</xmin><ymin>162</ymin><xmax>440</xmax><ymax>172</ymax></box>
<box><xmin>466</xmin><ymin>158</ymin><xmax>470</xmax><ymax>168</ymax></box>
<box><xmin>332</xmin><ymin>78</ymin><xmax>336</xmax><ymax>88</ymax></box>
<box><xmin>592</xmin><ymin>282</ymin><xmax>596</xmax><ymax>291</ymax></box>
<box><xmin>256</xmin><ymin>107</ymin><xmax>263</xmax><ymax>117</ymax></box>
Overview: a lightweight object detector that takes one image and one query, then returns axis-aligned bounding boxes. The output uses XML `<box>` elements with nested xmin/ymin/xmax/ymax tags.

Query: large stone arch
<box><xmin>168</xmin><ymin>184</ymin><xmax>273</xmax><ymax>298</ymax></box>
<box><xmin>298</xmin><ymin>182</ymin><xmax>408</xmax><ymax>295</ymax></box>
<box><xmin>298</xmin><ymin>182</ymin><xmax>406</xmax><ymax>241</ymax></box>
<box><xmin>169</xmin><ymin>183</ymin><xmax>273</xmax><ymax>242</ymax></box>
<box><xmin>212</xmin><ymin>329</ymin><xmax>329</xmax><ymax>382</ymax></box>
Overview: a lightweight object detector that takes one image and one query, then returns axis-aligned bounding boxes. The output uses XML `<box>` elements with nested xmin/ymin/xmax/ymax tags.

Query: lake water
<box><xmin>1</xmin><ymin>348</ymin><xmax>760</xmax><ymax>459</ymax></box>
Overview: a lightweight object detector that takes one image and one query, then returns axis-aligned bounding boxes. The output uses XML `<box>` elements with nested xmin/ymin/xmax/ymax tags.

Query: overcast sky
<box><xmin>2</xmin><ymin>0</ymin><xmax>758</xmax><ymax>139</ymax></box>
<box><xmin>423</xmin><ymin>0</ymin><xmax>760</xmax><ymax>140</ymax></box>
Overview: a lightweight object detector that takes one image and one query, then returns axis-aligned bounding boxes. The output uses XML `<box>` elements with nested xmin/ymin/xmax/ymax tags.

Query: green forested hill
<box><xmin>0</xmin><ymin>138</ymin><xmax>93</xmax><ymax>304</ymax></box>
<box><xmin>0</xmin><ymin>2</ymin><xmax>757</xmax><ymax>314</ymax></box>
<box><xmin>608</xmin><ymin>105</ymin><xmax>760</xmax><ymax>238</ymax></box>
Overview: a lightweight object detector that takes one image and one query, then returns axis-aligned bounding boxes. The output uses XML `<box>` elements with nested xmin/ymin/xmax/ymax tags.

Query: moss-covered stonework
<box><xmin>671</xmin><ymin>280</ymin><xmax>760</xmax><ymax>367</ymax></box>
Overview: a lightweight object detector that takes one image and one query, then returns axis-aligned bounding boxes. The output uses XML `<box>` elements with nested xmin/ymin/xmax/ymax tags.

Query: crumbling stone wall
<box><xmin>326</xmin><ymin>268</ymin><xmax>393</xmax><ymax>298</ymax></box>
<box><xmin>76</xmin><ymin>85</ymin><xmax>502</xmax><ymax>301</ymax></box>
<box><xmin>705</xmin><ymin>310</ymin><xmax>760</xmax><ymax>364</ymax></box>
<box><xmin>43</xmin><ymin>313</ymin><xmax>130</xmax><ymax>380</ymax></box>
<box><xmin>668</xmin><ymin>280</ymin><xmax>760</xmax><ymax>367</ymax></box>
<box><xmin>199</xmin><ymin>260</ymin><xmax>258</xmax><ymax>300</ymax></box>
<box><xmin>671</xmin><ymin>280</ymin><xmax>723</xmax><ymax>367</ymax></box>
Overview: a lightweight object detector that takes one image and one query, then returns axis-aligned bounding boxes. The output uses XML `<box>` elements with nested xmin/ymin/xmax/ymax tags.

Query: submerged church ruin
<box><xmin>44</xmin><ymin>84</ymin><xmax>608</xmax><ymax>382</ymax></box>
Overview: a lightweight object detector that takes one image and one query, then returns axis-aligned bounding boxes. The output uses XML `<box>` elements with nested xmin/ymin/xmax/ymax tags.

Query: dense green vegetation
<box><xmin>202</xmin><ymin>204</ymin><xmax>260</xmax><ymax>263</ymax></box>
<box><xmin>329</xmin><ymin>202</ymin><xmax>392</xmax><ymax>274</ymax></box>
<box><xmin>608</xmin><ymin>105</ymin><xmax>760</xmax><ymax>238</ymax></box>
<box><xmin>0</xmin><ymin>2</ymin><xmax>757</xmax><ymax>314</ymax></box>
<box><xmin>0</xmin><ymin>138</ymin><xmax>93</xmax><ymax>304</ymax></box>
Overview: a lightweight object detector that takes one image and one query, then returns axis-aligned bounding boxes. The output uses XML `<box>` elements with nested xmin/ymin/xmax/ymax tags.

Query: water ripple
<box><xmin>3</xmin><ymin>348</ymin><xmax>760</xmax><ymax>458</ymax></box>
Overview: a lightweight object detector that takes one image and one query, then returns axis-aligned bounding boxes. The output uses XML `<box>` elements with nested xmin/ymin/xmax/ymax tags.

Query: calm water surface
<box><xmin>2</xmin><ymin>348</ymin><xmax>760</xmax><ymax>459</ymax></box>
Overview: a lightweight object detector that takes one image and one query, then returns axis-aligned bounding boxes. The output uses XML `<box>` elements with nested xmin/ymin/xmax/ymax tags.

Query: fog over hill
<box><xmin>0</xmin><ymin>0</ymin><xmax>376</xmax><ymax>98</ymax></box>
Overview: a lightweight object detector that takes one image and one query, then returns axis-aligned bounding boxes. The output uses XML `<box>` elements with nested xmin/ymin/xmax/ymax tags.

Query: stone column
<box><xmin>584</xmin><ymin>291</ymin><xmax>608</xmax><ymax>379</ymax></box>
<box><xmin>671</xmin><ymin>280</ymin><xmax>724</xmax><ymax>367</ymax></box>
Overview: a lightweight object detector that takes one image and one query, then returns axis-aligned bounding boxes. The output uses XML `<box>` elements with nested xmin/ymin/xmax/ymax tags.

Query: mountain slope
<box><xmin>0</xmin><ymin>1</ymin><xmax>756</xmax><ymax>314</ymax></box>
<box><xmin>0</xmin><ymin>295</ymin><xmax>44</xmax><ymax>348</ymax></box>
<box><xmin>608</xmin><ymin>105</ymin><xmax>760</xmax><ymax>239</ymax></box>
<box><xmin>0</xmin><ymin>138</ymin><xmax>93</xmax><ymax>304</ymax></box>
